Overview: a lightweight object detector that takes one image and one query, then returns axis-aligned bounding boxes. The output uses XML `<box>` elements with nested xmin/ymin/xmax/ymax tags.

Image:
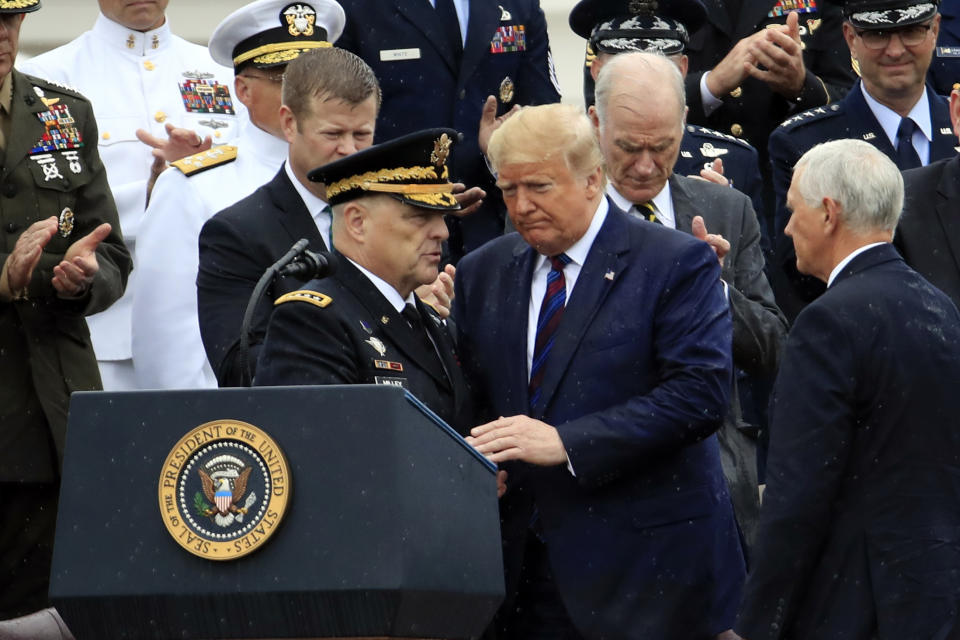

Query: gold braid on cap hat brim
<box><xmin>234</xmin><ymin>40</ymin><xmax>331</xmax><ymax>67</ymax></box>
<box><xmin>326</xmin><ymin>165</ymin><xmax>458</xmax><ymax>207</ymax></box>
<box><xmin>0</xmin><ymin>0</ymin><xmax>39</xmax><ymax>8</ymax></box>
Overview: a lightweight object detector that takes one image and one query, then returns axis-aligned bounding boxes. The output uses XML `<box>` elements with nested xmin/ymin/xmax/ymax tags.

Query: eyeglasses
<box><xmin>239</xmin><ymin>72</ymin><xmax>284</xmax><ymax>84</ymax></box>
<box><xmin>853</xmin><ymin>22</ymin><xmax>934</xmax><ymax>50</ymax></box>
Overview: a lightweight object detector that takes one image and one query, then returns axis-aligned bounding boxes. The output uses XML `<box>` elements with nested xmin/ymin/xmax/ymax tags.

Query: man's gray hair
<box><xmin>793</xmin><ymin>139</ymin><xmax>904</xmax><ymax>234</ymax></box>
<box><xmin>594</xmin><ymin>51</ymin><xmax>685</xmax><ymax>128</ymax></box>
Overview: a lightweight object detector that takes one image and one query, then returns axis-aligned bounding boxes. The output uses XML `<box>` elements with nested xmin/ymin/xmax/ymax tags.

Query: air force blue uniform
<box><xmin>929</xmin><ymin>0</ymin><xmax>960</xmax><ymax>95</ymax></box>
<box><xmin>677</xmin><ymin>124</ymin><xmax>771</xmax><ymax>245</ymax></box>
<box><xmin>768</xmin><ymin>82</ymin><xmax>956</xmax><ymax>316</ymax></box>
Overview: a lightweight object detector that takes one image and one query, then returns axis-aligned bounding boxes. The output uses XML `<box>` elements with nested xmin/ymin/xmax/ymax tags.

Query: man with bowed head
<box><xmin>590</xmin><ymin>51</ymin><xmax>786</xmax><ymax>555</ymax></box>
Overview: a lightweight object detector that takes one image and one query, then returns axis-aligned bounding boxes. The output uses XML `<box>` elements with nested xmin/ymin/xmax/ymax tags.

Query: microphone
<box><xmin>237</xmin><ymin>239</ymin><xmax>338</xmax><ymax>385</ymax></box>
<box><xmin>278</xmin><ymin>248</ymin><xmax>338</xmax><ymax>279</ymax></box>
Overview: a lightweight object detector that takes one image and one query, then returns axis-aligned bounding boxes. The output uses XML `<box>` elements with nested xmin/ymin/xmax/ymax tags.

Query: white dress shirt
<box><xmin>606</xmin><ymin>181</ymin><xmax>676</xmax><ymax>228</ymax></box>
<box><xmin>827</xmin><ymin>242</ymin><xmax>886</xmax><ymax>287</ymax></box>
<box><xmin>284</xmin><ymin>159</ymin><xmax>332</xmax><ymax>250</ymax></box>
<box><xmin>526</xmin><ymin>197</ymin><xmax>609</xmax><ymax>376</ymax></box>
<box><xmin>861</xmin><ymin>82</ymin><xmax>932</xmax><ymax>166</ymax></box>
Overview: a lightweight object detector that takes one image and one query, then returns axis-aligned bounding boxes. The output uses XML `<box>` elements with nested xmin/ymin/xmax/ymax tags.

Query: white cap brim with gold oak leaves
<box><xmin>309</xmin><ymin>128</ymin><xmax>463</xmax><ymax>211</ymax></box>
<box><xmin>209</xmin><ymin>0</ymin><xmax>346</xmax><ymax>70</ymax></box>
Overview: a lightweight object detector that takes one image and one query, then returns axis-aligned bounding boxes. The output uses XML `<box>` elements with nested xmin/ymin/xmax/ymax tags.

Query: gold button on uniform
<box><xmin>102</xmin><ymin>132</ymin><xmax>111</xmax><ymax>140</ymax></box>
<box><xmin>730</xmin><ymin>86</ymin><xmax>742</xmax><ymax>98</ymax></box>
<box><xmin>144</xmin><ymin>60</ymin><xmax>155</xmax><ymax>71</ymax></box>
<box><xmin>154</xmin><ymin>111</ymin><xmax>166</xmax><ymax>123</ymax></box>
<box><xmin>214</xmin><ymin>131</ymin><xmax>222</xmax><ymax>138</ymax></box>
<box><xmin>731</xmin><ymin>124</ymin><xmax>743</xmax><ymax>137</ymax></box>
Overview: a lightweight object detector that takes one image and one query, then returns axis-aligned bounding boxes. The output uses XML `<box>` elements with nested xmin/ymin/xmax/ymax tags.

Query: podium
<box><xmin>48</xmin><ymin>386</ymin><xmax>503</xmax><ymax>639</ymax></box>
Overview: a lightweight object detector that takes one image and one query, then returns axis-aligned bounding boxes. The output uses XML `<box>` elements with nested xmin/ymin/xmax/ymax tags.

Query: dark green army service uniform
<box><xmin>0</xmin><ymin>69</ymin><xmax>131</xmax><ymax>617</ymax></box>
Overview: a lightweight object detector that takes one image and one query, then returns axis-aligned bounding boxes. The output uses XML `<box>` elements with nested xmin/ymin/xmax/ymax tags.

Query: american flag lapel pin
<box><xmin>604</xmin><ymin>270</ymin><xmax>615</xmax><ymax>281</ymax></box>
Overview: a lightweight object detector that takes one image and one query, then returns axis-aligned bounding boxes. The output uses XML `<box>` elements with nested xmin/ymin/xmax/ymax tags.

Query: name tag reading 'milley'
<box><xmin>380</xmin><ymin>48</ymin><xmax>421</xmax><ymax>61</ymax></box>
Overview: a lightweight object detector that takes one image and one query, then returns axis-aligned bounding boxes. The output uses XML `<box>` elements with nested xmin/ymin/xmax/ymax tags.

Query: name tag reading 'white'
<box><xmin>380</xmin><ymin>48</ymin><xmax>421</xmax><ymax>61</ymax></box>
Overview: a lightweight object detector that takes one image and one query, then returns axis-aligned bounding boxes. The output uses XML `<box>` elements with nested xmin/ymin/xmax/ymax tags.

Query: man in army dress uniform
<box><xmin>254</xmin><ymin>129</ymin><xmax>472</xmax><ymax>437</ymax></box>
<box><xmin>132</xmin><ymin>0</ymin><xmax>345</xmax><ymax>390</ymax></box>
<box><xmin>0</xmin><ymin>0</ymin><xmax>132</xmax><ymax>617</ymax></box>
<box><xmin>22</xmin><ymin>0</ymin><xmax>241</xmax><ymax>390</ymax></box>
<box><xmin>769</xmin><ymin>0</ymin><xmax>955</xmax><ymax>317</ymax></box>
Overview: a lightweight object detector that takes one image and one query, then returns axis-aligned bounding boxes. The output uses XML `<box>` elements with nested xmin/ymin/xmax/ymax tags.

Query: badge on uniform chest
<box><xmin>179</xmin><ymin>72</ymin><xmax>235</xmax><ymax>115</ymax></box>
<box><xmin>490</xmin><ymin>25</ymin><xmax>526</xmax><ymax>53</ymax></box>
<box><xmin>31</xmin><ymin>102</ymin><xmax>83</xmax><ymax>154</ymax></box>
<box><xmin>768</xmin><ymin>0</ymin><xmax>818</xmax><ymax>18</ymax></box>
<box><xmin>375</xmin><ymin>376</ymin><xmax>407</xmax><ymax>388</ymax></box>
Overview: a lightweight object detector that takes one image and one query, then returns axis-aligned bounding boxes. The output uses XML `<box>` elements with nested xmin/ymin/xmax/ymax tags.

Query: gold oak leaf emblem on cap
<box><xmin>431</xmin><ymin>133</ymin><xmax>452</xmax><ymax>170</ymax></box>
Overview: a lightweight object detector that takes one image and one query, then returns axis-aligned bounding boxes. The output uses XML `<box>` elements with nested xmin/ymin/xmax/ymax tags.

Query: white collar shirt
<box><xmin>526</xmin><ymin>197</ymin><xmax>609</xmax><ymax>377</ymax></box>
<box><xmin>860</xmin><ymin>82</ymin><xmax>932</xmax><ymax>166</ymax></box>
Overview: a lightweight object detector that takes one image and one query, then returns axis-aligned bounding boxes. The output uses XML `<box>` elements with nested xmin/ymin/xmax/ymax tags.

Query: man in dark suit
<box><xmin>736</xmin><ymin>139</ymin><xmax>960</xmax><ymax>640</ymax></box>
<box><xmin>335</xmin><ymin>0</ymin><xmax>561</xmax><ymax>260</ymax></box>
<box><xmin>0</xmin><ymin>0</ymin><xmax>132</xmax><ymax>617</ymax></box>
<box><xmin>588</xmin><ymin>51</ymin><xmax>787</xmax><ymax>556</ymax></box>
<box><xmin>457</xmin><ymin>102</ymin><xmax>745</xmax><ymax>639</ymax></box>
<box><xmin>198</xmin><ymin>47</ymin><xmax>381</xmax><ymax>387</ymax></box>
<box><xmin>571</xmin><ymin>0</ymin><xmax>774</xmax><ymax>249</ymax></box>
<box><xmin>769</xmin><ymin>0</ymin><xmax>955</xmax><ymax>318</ymax></box>
<box><xmin>255</xmin><ymin>129</ymin><xmax>473</xmax><ymax>436</ymax></box>
<box><xmin>897</xmin><ymin>85</ymin><xmax>960</xmax><ymax>308</ymax></box>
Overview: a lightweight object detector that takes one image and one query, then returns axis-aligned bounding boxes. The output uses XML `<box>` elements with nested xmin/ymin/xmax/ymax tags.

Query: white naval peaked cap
<box><xmin>208</xmin><ymin>0</ymin><xmax>347</xmax><ymax>70</ymax></box>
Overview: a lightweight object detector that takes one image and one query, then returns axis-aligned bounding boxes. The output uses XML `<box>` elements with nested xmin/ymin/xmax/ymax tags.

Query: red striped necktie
<box><xmin>529</xmin><ymin>253</ymin><xmax>571</xmax><ymax>408</ymax></box>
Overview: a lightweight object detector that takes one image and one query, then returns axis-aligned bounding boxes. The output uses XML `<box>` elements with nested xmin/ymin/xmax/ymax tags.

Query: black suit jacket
<box><xmin>198</xmin><ymin>167</ymin><xmax>327</xmax><ymax>387</ymax></box>
<box><xmin>737</xmin><ymin>244</ymin><xmax>960</xmax><ymax>639</ymax></box>
<box><xmin>254</xmin><ymin>256</ymin><xmax>473</xmax><ymax>436</ymax></box>
<box><xmin>897</xmin><ymin>154</ymin><xmax>960</xmax><ymax>311</ymax></box>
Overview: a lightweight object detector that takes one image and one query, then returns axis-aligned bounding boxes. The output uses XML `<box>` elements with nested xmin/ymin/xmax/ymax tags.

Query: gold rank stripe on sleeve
<box><xmin>274</xmin><ymin>290</ymin><xmax>333</xmax><ymax>308</ymax></box>
<box><xmin>170</xmin><ymin>145</ymin><xmax>238</xmax><ymax>176</ymax></box>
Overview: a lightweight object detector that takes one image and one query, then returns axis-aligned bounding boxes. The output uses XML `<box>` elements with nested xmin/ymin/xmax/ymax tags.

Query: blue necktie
<box><xmin>529</xmin><ymin>254</ymin><xmax>571</xmax><ymax>408</ymax></box>
<box><xmin>895</xmin><ymin>117</ymin><xmax>922</xmax><ymax>170</ymax></box>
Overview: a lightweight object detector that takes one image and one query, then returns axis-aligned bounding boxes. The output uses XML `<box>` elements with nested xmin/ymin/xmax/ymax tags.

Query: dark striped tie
<box><xmin>895</xmin><ymin>117</ymin><xmax>922</xmax><ymax>170</ymax></box>
<box><xmin>640</xmin><ymin>201</ymin><xmax>661</xmax><ymax>224</ymax></box>
<box><xmin>529</xmin><ymin>254</ymin><xmax>571</xmax><ymax>408</ymax></box>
